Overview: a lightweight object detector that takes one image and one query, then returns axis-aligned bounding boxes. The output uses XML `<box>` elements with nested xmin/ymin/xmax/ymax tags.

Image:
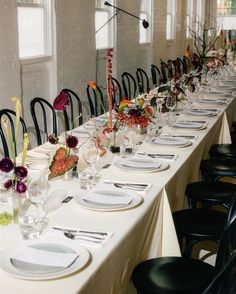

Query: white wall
<box><xmin>0</xmin><ymin>0</ymin><xmax>210</xmax><ymax>150</ymax></box>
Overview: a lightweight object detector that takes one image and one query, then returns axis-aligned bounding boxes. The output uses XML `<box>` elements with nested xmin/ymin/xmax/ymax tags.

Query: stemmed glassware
<box><xmin>83</xmin><ymin>137</ymin><xmax>100</xmax><ymax>186</ymax></box>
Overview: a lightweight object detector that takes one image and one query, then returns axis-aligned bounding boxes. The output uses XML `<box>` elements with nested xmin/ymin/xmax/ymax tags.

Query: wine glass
<box><xmin>166</xmin><ymin>95</ymin><xmax>177</xmax><ymax>113</ymax></box>
<box><xmin>83</xmin><ymin>137</ymin><xmax>100</xmax><ymax>186</ymax></box>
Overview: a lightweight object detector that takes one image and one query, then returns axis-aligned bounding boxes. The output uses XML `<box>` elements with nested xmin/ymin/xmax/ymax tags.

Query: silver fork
<box><xmin>64</xmin><ymin>232</ymin><xmax>103</xmax><ymax>243</ymax></box>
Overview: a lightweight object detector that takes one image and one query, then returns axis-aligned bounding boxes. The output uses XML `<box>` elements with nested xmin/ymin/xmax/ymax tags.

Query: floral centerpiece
<box><xmin>0</xmin><ymin>96</ymin><xmax>29</xmax><ymax>224</ymax></box>
<box><xmin>116</xmin><ymin>98</ymin><xmax>153</xmax><ymax>129</ymax></box>
<box><xmin>48</xmin><ymin>91</ymin><xmax>79</xmax><ymax>179</ymax></box>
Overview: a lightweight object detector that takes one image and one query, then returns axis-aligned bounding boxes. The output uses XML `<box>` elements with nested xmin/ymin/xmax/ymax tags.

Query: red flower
<box><xmin>15</xmin><ymin>166</ymin><xmax>28</xmax><ymax>179</ymax></box>
<box><xmin>53</xmin><ymin>91</ymin><xmax>70</xmax><ymax>110</ymax></box>
<box><xmin>0</xmin><ymin>158</ymin><xmax>14</xmax><ymax>173</ymax></box>
<box><xmin>4</xmin><ymin>179</ymin><xmax>14</xmax><ymax>190</ymax></box>
<box><xmin>66</xmin><ymin>135</ymin><xmax>79</xmax><ymax>149</ymax></box>
<box><xmin>87</xmin><ymin>81</ymin><xmax>97</xmax><ymax>90</ymax></box>
<box><xmin>15</xmin><ymin>180</ymin><xmax>27</xmax><ymax>194</ymax></box>
<box><xmin>48</xmin><ymin>134</ymin><xmax>59</xmax><ymax>145</ymax></box>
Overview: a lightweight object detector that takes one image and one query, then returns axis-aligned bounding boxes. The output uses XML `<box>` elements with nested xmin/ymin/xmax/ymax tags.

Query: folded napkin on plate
<box><xmin>120</xmin><ymin>158</ymin><xmax>161</xmax><ymax>169</ymax></box>
<box><xmin>10</xmin><ymin>246</ymin><xmax>78</xmax><ymax>268</ymax></box>
<box><xmin>152</xmin><ymin>136</ymin><xmax>188</xmax><ymax>145</ymax></box>
<box><xmin>83</xmin><ymin>190</ymin><xmax>132</xmax><ymax>206</ymax></box>
<box><xmin>173</xmin><ymin>121</ymin><xmax>203</xmax><ymax>129</ymax></box>
<box><xmin>44</xmin><ymin>227</ymin><xmax>112</xmax><ymax>247</ymax></box>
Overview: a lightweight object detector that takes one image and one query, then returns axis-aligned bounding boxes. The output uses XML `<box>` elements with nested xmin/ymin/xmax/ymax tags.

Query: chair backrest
<box><xmin>203</xmin><ymin>251</ymin><xmax>236</xmax><ymax>294</ymax></box>
<box><xmin>109</xmin><ymin>77</ymin><xmax>123</xmax><ymax>106</ymax></box>
<box><xmin>121</xmin><ymin>72</ymin><xmax>137</xmax><ymax>99</ymax></box>
<box><xmin>0</xmin><ymin>109</ymin><xmax>27</xmax><ymax>157</ymax></box>
<box><xmin>160</xmin><ymin>60</ymin><xmax>169</xmax><ymax>84</ymax></box>
<box><xmin>182</xmin><ymin>56</ymin><xmax>190</xmax><ymax>74</ymax></box>
<box><xmin>86</xmin><ymin>84</ymin><xmax>105</xmax><ymax>117</ymax></box>
<box><xmin>136</xmin><ymin>68</ymin><xmax>150</xmax><ymax>94</ymax></box>
<box><xmin>30</xmin><ymin>97</ymin><xmax>58</xmax><ymax>146</ymax></box>
<box><xmin>150</xmin><ymin>64</ymin><xmax>161</xmax><ymax>88</ymax></box>
<box><xmin>215</xmin><ymin>193</ymin><xmax>236</xmax><ymax>271</ymax></box>
<box><xmin>61</xmin><ymin>89</ymin><xmax>83</xmax><ymax>129</ymax></box>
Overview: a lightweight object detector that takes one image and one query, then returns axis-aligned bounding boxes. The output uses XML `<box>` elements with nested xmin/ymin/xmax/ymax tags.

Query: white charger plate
<box><xmin>198</xmin><ymin>98</ymin><xmax>227</xmax><ymax>105</ymax></box>
<box><xmin>114</xmin><ymin>158</ymin><xmax>170</xmax><ymax>173</ymax></box>
<box><xmin>0</xmin><ymin>242</ymin><xmax>90</xmax><ymax>280</ymax></box>
<box><xmin>75</xmin><ymin>189</ymin><xmax>142</xmax><ymax>211</ymax></box>
<box><xmin>185</xmin><ymin>109</ymin><xmax>216</xmax><ymax>117</ymax></box>
<box><xmin>172</xmin><ymin>121</ymin><xmax>204</xmax><ymax>130</ymax></box>
<box><xmin>151</xmin><ymin>136</ymin><xmax>191</xmax><ymax>147</ymax></box>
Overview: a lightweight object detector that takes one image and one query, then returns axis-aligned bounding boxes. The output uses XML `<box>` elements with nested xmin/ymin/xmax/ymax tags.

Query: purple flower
<box><xmin>0</xmin><ymin>158</ymin><xmax>14</xmax><ymax>173</ymax></box>
<box><xmin>15</xmin><ymin>180</ymin><xmax>27</xmax><ymax>194</ymax></box>
<box><xmin>66</xmin><ymin>135</ymin><xmax>79</xmax><ymax>149</ymax></box>
<box><xmin>4</xmin><ymin>179</ymin><xmax>14</xmax><ymax>190</ymax></box>
<box><xmin>48</xmin><ymin>134</ymin><xmax>59</xmax><ymax>145</ymax></box>
<box><xmin>53</xmin><ymin>91</ymin><xmax>70</xmax><ymax>111</ymax></box>
<box><xmin>15</xmin><ymin>166</ymin><xmax>28</xmax><ymax>179</ymax></box>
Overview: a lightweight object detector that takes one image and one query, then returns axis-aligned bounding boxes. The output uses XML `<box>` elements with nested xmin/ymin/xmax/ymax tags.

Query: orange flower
<box><xmin>184</xmin><ymin>45</ymin><xmax>191</xmax><ymax>58</ymax></box>
<box><xmin>87</xmin><ymin>81</ymin><xmax>97</xmax><ymax>90</ymax></box>
<box><xmin>118</xmin><ymin>99</ymin><xmax>132</xmax><ymax>111</ymax></box>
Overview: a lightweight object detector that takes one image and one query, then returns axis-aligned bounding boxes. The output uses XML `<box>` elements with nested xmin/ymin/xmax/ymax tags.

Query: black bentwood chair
<box><xmin>0</xmin><ymin>109</ymin><xmax>27</xmax><ymax>157</ymax></box>
<box><xmin>186</xmin><ymin>181</ymin><xmax>235</xmax><ymax>210</ymax></box>
<box><xmin>209</xmin><ymin>144</ymin><xmax>236</xmax><ymax>160</ymax></box>
<box><xmin>136</xmin><ymin>68</ymin><xmax>150</xmax><ymax>94</ymax></box>
<box><xmin>131</xmin><ymin>194</ymin><xmax>236</xmax><ymax>294</ymax></box>
<box><xmin>109</xmin><ymin>76</ymin><xmax>123</xmax><ymax>106</ymax></box>
<box><xmin>150</xmin><ymin>64</ymin><xmax>161</xmax><ymax>88</ymax></box>
<box><xmin>200</xmin><ymin>158</ymin><xmax>236</xmax><ymax>182</ymax></box>
<box><xmin>30</xmin><ymin>97</ymin><xmax>58</xmax><ymax>146</ymax></box>
<box><xmin>121</xmin><ymin>72</ymin><xmax>137</xmax><ymax>99</ymax></box>
<box><xmin>86</xmin><ymin>83</ymin><xmax>105</xmax><ymax>117</ymax></box>
<box><xmin>60</xmin><ymin>89</ymin><xmax>83</xmax><ymax>128</ymax></box>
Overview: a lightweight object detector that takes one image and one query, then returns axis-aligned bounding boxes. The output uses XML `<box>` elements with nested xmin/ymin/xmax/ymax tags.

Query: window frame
<box><xmin>17</xmin><ymin>0</ymin><xmax>52</xmax><ymax>63</ymax></box>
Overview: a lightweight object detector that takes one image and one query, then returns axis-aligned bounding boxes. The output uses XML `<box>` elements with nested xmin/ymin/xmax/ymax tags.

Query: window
<box><xmin>186</xmin><ymin>0</ymin><xmax>193</xmax><ymax>38</ymax></box>
<box><xmin>95</xmin><ymin>0</ymin><xmax>115</xmax><ymax>49</ymax></box>
<box><xmin>166</xmin><ymin>0</ymin><xmax>176</xmax><ymax>40</ymax></box>
<box><xmin>139</xmin><ymin>0</ymin><xmax>151</xmax><ymax>44</ymax></box>
<box><xmin>17</xmin><ymin>0</ymin><xmax>52</xmax><ymax>59</ymax></box>
<box><xmin>217</xmin><ymin>0</ymin><xmax>236</xmax><ymax>30</ymax></box>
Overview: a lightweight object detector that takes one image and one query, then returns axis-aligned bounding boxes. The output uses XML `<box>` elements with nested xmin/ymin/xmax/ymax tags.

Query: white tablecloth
<box><xmin>0</xmin><ymin>92</ymin><xmax>235</xmax><ymax>294</ymax></box>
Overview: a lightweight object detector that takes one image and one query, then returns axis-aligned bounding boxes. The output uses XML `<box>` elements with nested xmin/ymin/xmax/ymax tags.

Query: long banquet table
<box><xmin>0</xmin><ymin>90</ymin><xmax>236</xmax><ymax>294</ymax></box>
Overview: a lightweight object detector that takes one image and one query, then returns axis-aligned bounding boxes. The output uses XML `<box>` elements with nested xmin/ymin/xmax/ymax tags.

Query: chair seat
<box><xmin>132</xmin><ymin>257</ymin><xmax>216</xmax><ymax>294</ymax></box>
<box><xmin>210</xmin><ymin>144</ymin><xmax>236</xmax><ymax>160</ymax></box>
<box><xmin>200</xmin><ymin>159</ymin><xmax>236</xmax><ymax>180</ymax></box>
<box><xmin>173</xmin><ymin>209</ymin><xmax>227</xmax><ymax>238</ymax></box>
<box><xmin>186</xmin><ymin>181</ymin><xmax>235</xmax><ymax>207</ymax></box>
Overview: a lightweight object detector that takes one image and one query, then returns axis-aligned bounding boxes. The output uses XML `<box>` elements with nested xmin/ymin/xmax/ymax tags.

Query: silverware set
<box><xmin>137</xmin><ymin>152</ymin><xmax>175</xmax><ymax>159</ymax></box>
<box><xmin>53</xmin><ymin>227</ymin><xmax>108</xmax><ymax>244</ymax></box>
<box><xmin>103</xmin><ymin>180</ymin><xmax>148</xmax><ymax>191</ymax></box>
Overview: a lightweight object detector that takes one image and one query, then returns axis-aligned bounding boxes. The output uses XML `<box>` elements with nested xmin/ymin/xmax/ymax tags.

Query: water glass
<box><xmin>18</xmin><ymin>198</ymin><xmax>48</xmax><ymax>239</ymax></box>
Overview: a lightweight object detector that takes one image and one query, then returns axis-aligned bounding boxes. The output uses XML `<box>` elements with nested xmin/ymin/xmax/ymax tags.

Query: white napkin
<box><xmin>120</xmin><ymin>158</ymin><xmax>161</xmax><ymax>169</ymax></box>
<box><xmin>152</xmin><ymin>136</ymin><xmax>189</xmax><ymax>146</ymax></box>
<box><xmin>83</xmin><ymin>190</ymin><xmax>132</xmax><ymax>206</ymax></box>
<box><xmin>186</xmin><ymin>109</ymin><xmax>211</xmax><ymax>116</ymax></box>
<box><xmin>44</xmin><ymin>227</ymin><xmax>113</xmax><ymax>247</ymax></box>
<box><xmin>10</xmin><ymin>246</ymin><xmax>78</xmax><ymax>268</ymax></box>
<box><xmin>173</xmin><ymin>121</ymin><xmax>203</xmax><ymax>129</ymax></box>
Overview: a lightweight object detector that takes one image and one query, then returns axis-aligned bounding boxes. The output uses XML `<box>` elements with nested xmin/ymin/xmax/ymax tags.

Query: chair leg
<box><xmin>188</xmin><ymin>198</ymin><xmax>197</xmax><ymax>209</ymax></box>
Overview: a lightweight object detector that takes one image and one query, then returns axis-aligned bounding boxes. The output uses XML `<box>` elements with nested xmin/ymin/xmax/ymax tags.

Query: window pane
<box><xmin>140</xmin><ymin>12</ymin><xmax>147</xmax><ymax>43</ymax></box>
<box><xmin>18</xmin><ymin>7</ymin><xmax>44</xmax><ymax>58</ymax></box>
<box><xmin>95</xmin><ymin>11</ymin><xmax>109</xmax><ymax>49</ymax></box>
<box><xmin>166</xmin><ymin>14</ymin><xmax>172</xmax><ymax>39</ymax></box>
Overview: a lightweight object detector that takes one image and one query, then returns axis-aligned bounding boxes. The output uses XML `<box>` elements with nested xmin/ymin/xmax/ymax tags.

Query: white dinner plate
<box><xmin>75</xmin><ymin>189</ymin><xmax>142</xmax><ymax>211</ymax></box>
<box><xmin>151</xmin><ymin>136</ymin><xmax>191</xmax><ymax>147</ymax></box>
<box><xmin>184</xmin><ymin>109</ymin><xmax>216</xmax><ymax>117</ymax></box>
<box><xmin>0</xmin><ymin>242</ymin><xmax>90</xmax><ymax>280</ymax></box>
<box><xmin>198</xmin><ymin>98</ymin><xmax>227</xmax><ymax>105</ymax></box>
<box><xmin>172</xmin><ymin>121</ymin><xmax>204</xmax><ymax>130</ymax></box>
<box><xmin>114</xmin><ymin>158</ymin><xmax>169</xmax><ymax>173</ymax></box>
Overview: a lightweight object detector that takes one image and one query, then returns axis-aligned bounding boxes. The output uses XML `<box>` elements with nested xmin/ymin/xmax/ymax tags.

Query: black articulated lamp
<box><xmin>104</xmin><ymin>1</ymin><xmax>149</xmax><ymax>29</ymax></box>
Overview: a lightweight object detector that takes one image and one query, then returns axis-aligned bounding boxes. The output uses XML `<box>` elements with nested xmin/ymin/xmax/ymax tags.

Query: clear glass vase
<box><xmin>0</xmin><ymin>189</ymin><xmax>20</xmax><ymax>225</ymax></box>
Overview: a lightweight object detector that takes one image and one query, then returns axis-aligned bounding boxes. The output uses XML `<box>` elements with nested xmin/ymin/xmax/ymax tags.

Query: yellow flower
<box><xmin>11</xmin><ymin>96</ymin><xmax>22</xmax><ymax>138</ymax></box>
<box><xmin>1</xmin><ymin>117</ymin><xmax>14</xmax><ymax>159</ymax></box>
<box><xmin>21</xmin><ymin>133</ymin><xmax>29</xmax><ymax>166</ymax></box>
